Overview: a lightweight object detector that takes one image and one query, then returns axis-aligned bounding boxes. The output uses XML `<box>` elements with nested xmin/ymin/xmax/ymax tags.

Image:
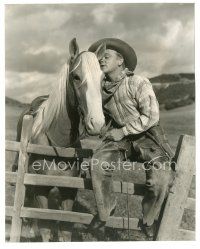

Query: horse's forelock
<box><xmin>80</xmin><ymin>52</ymin><xmax>102</xmax><ymax>85</ymax></box>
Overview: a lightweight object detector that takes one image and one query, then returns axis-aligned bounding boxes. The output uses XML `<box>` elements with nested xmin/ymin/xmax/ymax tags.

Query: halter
<box><xmin>69</xmin><ymin>51</ymin><xmax>87</xmax><ymax>73</ymax></box>
<box><xmin>68</xmin><ymin>51</ymin><xmax>90</xmax><ymax>139</ymax></box>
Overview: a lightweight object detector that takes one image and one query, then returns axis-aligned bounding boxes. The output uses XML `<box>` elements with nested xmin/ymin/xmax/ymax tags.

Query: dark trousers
<box><xmin>91</xmin><ymin>135</ymin><xmax>175</xmax><ymax>226</ymax></box>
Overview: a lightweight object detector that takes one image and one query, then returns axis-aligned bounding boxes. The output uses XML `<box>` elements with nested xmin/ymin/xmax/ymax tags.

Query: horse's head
<box><xmin>68</xmin><ymin>38</ymin><xmax>105</xmax><ymax>135</ymax></box>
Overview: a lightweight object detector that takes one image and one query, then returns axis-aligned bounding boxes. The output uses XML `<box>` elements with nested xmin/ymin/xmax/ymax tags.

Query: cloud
<box><xmin>147</xmin><ymin>20</ymin><xmax>183</xmax><ymax>51</ymax></box>
<box><xmin>6</xmin><ymin>48</ymin><xmax>64</xmax><ymax>74</ymax></box>
<box><xmin>5</xmin><ymin>3</ymin><xmax>194</xmax><ymax>102</ymax></box>
<box><xmin>5</xmin><ymin>5</ymin><xmax>72</xmax><ymax>74</ymax></box>
<box><xmin>5</xmin><ymin>70</ymin><xmax>57</xmax><ymax>103</ymax></box>
<box><xmin>160</xmin><ymin>19</ymin><xmax>194</xmax><ymax>74</ymax></box>
<box><xmin>91</xmin><ymin>5</ymin><xmax>116</xmax><ymax>25</ymax></box>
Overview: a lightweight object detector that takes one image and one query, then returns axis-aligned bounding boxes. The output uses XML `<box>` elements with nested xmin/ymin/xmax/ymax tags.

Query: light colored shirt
<box><xmin>103</xmin><ymin>74</ymin><xmax>160</xmax><ymax>135</ymax></box>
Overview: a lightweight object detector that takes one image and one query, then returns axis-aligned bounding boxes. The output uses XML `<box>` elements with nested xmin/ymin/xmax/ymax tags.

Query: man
<box><xmin>88</xmin><ymin>38</ymin><xmax>175</xmax><ymax>238</ymax></box>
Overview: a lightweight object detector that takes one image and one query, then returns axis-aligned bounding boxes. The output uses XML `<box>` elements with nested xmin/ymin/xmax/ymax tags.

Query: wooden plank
<box><xmin>185</xmin><ymin>197</ymin><xmax>195</xmax><ymax>211</ymax></box>
<box><xmin>23</xmin><ymin>174</ymin><xmax>145</xmax><ymax>195</ymax></box>
<box><xmin>106</xmin><ymin>216</ymin><xmax>140</xmax><ymax>230</ymax></box>
<box><xmin>5</xmin><ymin>140</ymin><xmax>93</xmax><ymax>158</ymax></box>
<box><xmin>21</xmin><ymin>207</ymin><xmax>93</xmax><ymax>224</ymax></box>
<box><xmin>121</xmin><ymin>181</ymin><xmax>135</xmax><ymax>195</ymax></box>
<box><xmin>176</xmin><ymin>229</ymin><xmax>195</xmax><ymax>241</ymax></box>
<box><xmin>24</xmin><ymin>174</ymin><xmax>93</xmax><ymax>189</ymax></box>
<box><xmin>5</xmin><ymin>219</ymin><xmax>36</xmax><ymax>241</ymax></box>
<box><xmin>114</xmin><ymin>181</ymin><xmax>145</xmax><ymax>195</ymax></box>
<box><xmin>5</xmin><ymin>171</ymin><xmax>145</xmax><ymax>195</ymax></box>
<box><xmin>10</xmin><ymin>115</ymin><xmax>33</xmax><ymax>242</ymax></box>
<box><xmin>156</xmin><ymin>135</ymin><xmax>195</xmax><ymax>241</ymax></box>
<box><xmin>6</xmin><ymin>173</ymin><xmax>193</xmax><ymax>206</ymax></box>
<box><xmin>6</xmin><ymin>206</ymin><xmax>141</xmax><ymax>231</ymax></box>
<box><xmin>5</xmin><ymin>140</ymin><xmax>20</xmax><ymax>152</ymax></box>
<box><xmin>27</xmin><ymin>143</ymin><xmax>93</xmax><ymax>158</ymax></box>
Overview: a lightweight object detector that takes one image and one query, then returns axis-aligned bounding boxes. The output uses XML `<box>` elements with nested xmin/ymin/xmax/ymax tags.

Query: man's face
<box><xmin>99</xmin><ymin>49</ymin><xmax>122</xmax><ymax>74</ymax></box>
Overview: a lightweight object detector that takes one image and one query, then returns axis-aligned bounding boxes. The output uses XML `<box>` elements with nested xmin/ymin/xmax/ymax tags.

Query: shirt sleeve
<box><xmin>122</xmin><ymin>79</ymin><xmax>159</xmax><ymax>135</ymax></box>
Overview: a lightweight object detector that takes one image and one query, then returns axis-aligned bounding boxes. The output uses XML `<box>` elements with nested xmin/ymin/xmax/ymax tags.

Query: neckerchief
<box><xmin>102</xmin><ymin>68</ymin><xmax>134</xmax><ymax>104</ymax></box>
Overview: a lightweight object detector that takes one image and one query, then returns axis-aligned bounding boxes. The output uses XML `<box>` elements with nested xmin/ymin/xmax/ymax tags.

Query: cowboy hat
<box><xmin>88</xmin><ymin>38</ymin><xmax>137</xmax><ymax>71</ymax></box>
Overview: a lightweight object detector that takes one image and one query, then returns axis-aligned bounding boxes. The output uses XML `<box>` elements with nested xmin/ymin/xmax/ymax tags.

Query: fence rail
<box><xmin>156</xmin><ymin>135</ymin><xmax>195</xmax><ymax>241</ymax></box>
<box><xmin>6</xmin><ymin>206</ymin><xmax>141</xmax><ymax>231</ymax></box>
<box><xmin>5</xmin><ymin>115</ymin><xmax>196</xmax><ymax>241</ymax></box>
<box><xmin>6</xmin><ymin>172</ymin><xmax>145</xmax><ymax>195</ymax></box>
<box><xmin>6</xmin><ymin>140</ymin><xmax>93</xmax><ymax>158</ymax></box>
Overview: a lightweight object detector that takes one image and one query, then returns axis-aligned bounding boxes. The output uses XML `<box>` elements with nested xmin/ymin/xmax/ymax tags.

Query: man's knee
<box><xmin>145</xmin><ymin>162</ymin><xmax>174</xmax><ymax>198</ymax></box>
<box><xmin>90</xmin><ymin>154</ymin><xmax>116</xmax><ymax>175</ymax></box>
<box><xmin>91</xmin><ymin>143</ymin><xmax>124</xmax><ymax>173</ymax></box>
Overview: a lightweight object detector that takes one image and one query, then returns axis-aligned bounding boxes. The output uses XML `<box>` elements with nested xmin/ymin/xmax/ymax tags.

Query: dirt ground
<box><xmin>5</xmin><ymin>103</ymin><xmax>195</xmax><ymax>241</ymax></box>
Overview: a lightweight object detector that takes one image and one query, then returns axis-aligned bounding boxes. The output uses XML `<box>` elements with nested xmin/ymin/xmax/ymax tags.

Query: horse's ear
<box><xmin>95</xmin><ymin>43</ymin><xmax>106</xmax><ymax>61</ymax></box>
<box><xmin>69</xmin><ymin>38</ymin><xmax>79</xmax><ymax>60</ymax></box>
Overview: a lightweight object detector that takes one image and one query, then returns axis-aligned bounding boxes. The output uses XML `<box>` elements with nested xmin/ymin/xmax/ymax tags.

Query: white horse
<box><xmin>15</xmin><ymin>38</ymin><xmax>106</xmax><ymax>241</ymax></box>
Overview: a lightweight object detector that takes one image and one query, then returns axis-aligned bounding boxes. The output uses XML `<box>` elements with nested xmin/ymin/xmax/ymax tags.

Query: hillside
<box><xmin>153</xmin><ymin>82</ymin><xmax>195</xmax><ymax>110</ymax></box>
<box><xmin>5</xmin><ymin>72</ymin><xmax>195</xmax><ymax>111</ymax></box>
<box><xmin>5</xmin><ymin>96</ymin><xmax>30</xmax><ymax>108</ymax></box>
<box><xmin>148</xmin><ymin>73</ymin><xmax>195</xmax><ymax>110</ymax></box>
<box><xmin>150</xmin><ymin>73</ymin><xmax>195</xmax><ymax>83</ymax></box>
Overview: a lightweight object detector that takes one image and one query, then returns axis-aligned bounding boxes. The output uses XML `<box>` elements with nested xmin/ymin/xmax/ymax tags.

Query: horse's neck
<box><xmin>31</xmin><ymin>66</ymin><xmax>81</xmax><ymax>148</ymax></box>
<box><xmin>47</xmin><ymin>96</ymin><xmax>81</xmax><ymax>148</ymax></box>
<box><xmin>46</xmin><ymin>107</ymin><xmax>72</xmax><ymax>147</ymax></box>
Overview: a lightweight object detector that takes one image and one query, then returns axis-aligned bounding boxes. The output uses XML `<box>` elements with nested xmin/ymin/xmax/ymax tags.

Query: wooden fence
<box><xmin>5</xmin><ymin>115</ymin><xmax>195</xmax><ymax>241</ymax></box>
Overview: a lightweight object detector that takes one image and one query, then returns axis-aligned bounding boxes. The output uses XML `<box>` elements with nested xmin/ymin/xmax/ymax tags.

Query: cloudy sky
<box><xmin>5</xmin><ymin>3</ymin><xmax>194</xmax><ymax>103</ymax></box>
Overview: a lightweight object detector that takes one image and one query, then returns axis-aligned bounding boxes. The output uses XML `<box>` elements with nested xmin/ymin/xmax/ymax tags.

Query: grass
<box><xmin>5</xmin><ymin>103</ymin><xmax>195</xmax><ymax>241</ymax></box>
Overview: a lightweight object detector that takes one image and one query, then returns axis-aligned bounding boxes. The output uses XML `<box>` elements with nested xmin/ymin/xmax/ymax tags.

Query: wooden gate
<box><xmin>5</xmin><ymin>115</ymin><xmax>195</xmax><ymax>241</ymax></box>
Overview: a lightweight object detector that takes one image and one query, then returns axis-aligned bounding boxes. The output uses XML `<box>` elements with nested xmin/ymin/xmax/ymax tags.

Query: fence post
<box><xmin>10</xmin><ymin>115</ymin><xmax>33</xmax><ymax>242</ymax></box>
<box><xmin>156</xmin><ymin>135</ymin><xmax>195</xmax><ymax>240</ymax></box>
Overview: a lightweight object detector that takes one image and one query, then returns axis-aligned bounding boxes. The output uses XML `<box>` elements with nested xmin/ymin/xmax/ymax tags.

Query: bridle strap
<box><xmin>68</xmin><ymin>51</ymin><xmax>92</xmax><ymax>139</ymax></box>
<box><xmin>45</xmin><ymin>132</ymin><xmax>60</xmax><ymax>157</ymax></box>
<box><xmin>69</xmin><ymin>51</ymin><xmax>87</xmax><ymax>73</ymax></box>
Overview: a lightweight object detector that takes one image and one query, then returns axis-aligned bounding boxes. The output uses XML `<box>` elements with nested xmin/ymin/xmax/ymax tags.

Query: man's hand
<box><xmin>104</xmin><ymin>128</ymin><xmax>125</xmax><ymax>141</ymax></box>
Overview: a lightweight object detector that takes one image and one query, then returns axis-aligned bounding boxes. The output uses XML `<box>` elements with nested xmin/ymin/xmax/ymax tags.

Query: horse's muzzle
<box><xmin>85</xmin><ymin>117</ymin><xmax>105</xmax><ymax>135</ymax></box>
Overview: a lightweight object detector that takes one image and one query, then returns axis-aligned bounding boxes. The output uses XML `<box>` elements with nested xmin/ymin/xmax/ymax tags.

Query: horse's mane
<box><xmin>78</xmin><ymin>52</ymin><xmax>103</xmax><ymax>87</ymax></box>
<box><xmin>32</xmin><ymin>63</ymin><xmax>69</xmax><ymax>138</ymax></box>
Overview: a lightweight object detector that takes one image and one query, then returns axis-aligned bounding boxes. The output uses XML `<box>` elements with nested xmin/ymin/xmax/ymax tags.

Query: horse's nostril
<box><xmin>89</xmin><ymin>118</ymin><xmax>95</xmax><ymax>129</ymax></box>
<box><xmin>85</xmin><ymin>115</ymin><xmax>105</xmax><ymax>135</ymax></box>
<box><xmin>86</xmin><ymin>118</ymin><xmax>96</xmax><ymax>132</ymax></box>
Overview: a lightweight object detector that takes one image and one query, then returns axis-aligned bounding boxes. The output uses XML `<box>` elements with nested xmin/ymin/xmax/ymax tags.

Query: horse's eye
<box><xmin>73</xmin><ymin>75</ymin><xmax>80</xmax><ymax>81</ymax></box>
